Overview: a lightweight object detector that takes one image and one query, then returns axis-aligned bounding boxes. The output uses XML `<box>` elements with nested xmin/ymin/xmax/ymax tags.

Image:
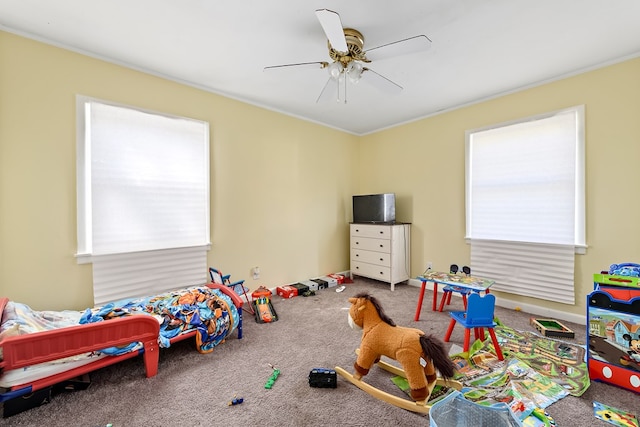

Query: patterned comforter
<box><xmin>80</xmin><ymin>286</ymin><xmax>240</xmax><ymax>354</ymax></box>
<box><xmin>1</xmin><ymin>286</ymin><xmax>239</xmax><ymax>356</ymax></box>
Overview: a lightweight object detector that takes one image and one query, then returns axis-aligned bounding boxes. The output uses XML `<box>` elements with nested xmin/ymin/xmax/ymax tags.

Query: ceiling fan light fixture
<box><xmin>265</xmin><ymin>9</ymin><xmax>425</xmax><ymax>104</ymax></box>
<box><xmin>328</xmin><ymin>61</ymin><xmax>344</xmax><ymax>79</ymax></box>
<box><xmin>346</xmin><ymin>61</ymin><xmax>363</xmax><ymax>83</ymax></box>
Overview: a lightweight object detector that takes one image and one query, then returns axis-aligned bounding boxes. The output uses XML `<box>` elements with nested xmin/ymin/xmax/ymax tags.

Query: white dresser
<box><xmin>349</xmin><ymin>223</ymin><xmax>411</xmax><ymax>291</ymax></box>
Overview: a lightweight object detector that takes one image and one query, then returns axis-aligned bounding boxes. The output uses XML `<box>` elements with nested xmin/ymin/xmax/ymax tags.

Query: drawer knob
<box><xmin>356</xmin><ymin>229</ymin><xmax>359</xmax><ymax>232</ymax></box>
<box><xmin>379</xmin><ymin>231</ymin><xmax>383</xmax><ymax>234</ymax></box>
<box><xmin>379</xmin><ymin>244</ymin><xmax>383</xmax><ymax>248</ymax></box>
<box><xmin>379</xmin><ymin>272</ymin><xmax>384</xmax><ymax>275</ymax></box>
<box><xmin>379</xmin><ymin>258</ymin><xmax>383</xmax><ymax>261</ymax></box>
<box><xmin>356</xmin><ymin>254</ymin><xmax>359</xmax><ymax>257</ymax></box>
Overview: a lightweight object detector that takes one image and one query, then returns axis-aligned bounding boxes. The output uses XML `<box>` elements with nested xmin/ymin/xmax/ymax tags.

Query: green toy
<box><xmin>264</xmin><ymin>364</ymin><xmax>280</xmax><ymax>389</ymax></box>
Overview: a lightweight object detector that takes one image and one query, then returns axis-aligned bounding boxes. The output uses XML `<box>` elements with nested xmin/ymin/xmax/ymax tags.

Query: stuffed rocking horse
<box><xmin>335</xmin><ymin>293</ymin><xmax>461</xmax><ymax>414</ymax></box>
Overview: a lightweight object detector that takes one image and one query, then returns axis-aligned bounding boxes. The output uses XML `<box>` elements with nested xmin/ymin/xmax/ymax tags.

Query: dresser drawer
<box><xmin>350</xmin><ymin>237</ymin><xmax>391</xmax><ymax>253</ymax></box>
<box><xmin>351</xmin><ymin>249</ymin><xmax>390</xmax><ymax>267</ymax></box>
<box><xmin>350</xmin><ymin>224</ymin><xmax>392</xmax><ymax>239</ymax></box>
<box><xmin>351</xmin><ymin>261</ymin><xmax>391</xmax><ymax>282</ymax></box>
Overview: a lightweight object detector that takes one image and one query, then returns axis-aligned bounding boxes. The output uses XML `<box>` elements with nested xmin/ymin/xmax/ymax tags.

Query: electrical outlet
<box><xmin>253</xmin><ymin>266</ymin><xmax>260</xmax><ymax>280</ymax></box>
<box><xmin>427</xmin><ymin>262</ymin><xmax>433</xmax><ymax>270</ymax></box>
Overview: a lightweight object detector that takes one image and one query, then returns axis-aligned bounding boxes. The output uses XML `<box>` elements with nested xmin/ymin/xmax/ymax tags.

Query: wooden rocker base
<box><xmin>335</xmin><ymin>355</ymin><xmax>462</xmax><ymax>414</ymax></box>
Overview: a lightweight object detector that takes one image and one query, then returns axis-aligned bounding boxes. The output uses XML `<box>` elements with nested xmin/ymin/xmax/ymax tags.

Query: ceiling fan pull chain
<box><xmin>343</xmin><ymin>74</ymin><xmax>347</xmax><ymax>104</ymax></box>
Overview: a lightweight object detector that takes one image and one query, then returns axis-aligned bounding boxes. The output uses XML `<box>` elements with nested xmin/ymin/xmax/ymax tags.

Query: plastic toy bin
<box><xmin>429</xmin><ymin>391</ymin><xmax>521</xmax><ymax>427</ymax></box>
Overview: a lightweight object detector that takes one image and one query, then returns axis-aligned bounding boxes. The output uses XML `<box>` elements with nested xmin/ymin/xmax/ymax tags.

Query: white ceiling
<box><xmin>2</xmin><ymin>1</ymin><xmax>640</xmax><ymax>135</ymax></box>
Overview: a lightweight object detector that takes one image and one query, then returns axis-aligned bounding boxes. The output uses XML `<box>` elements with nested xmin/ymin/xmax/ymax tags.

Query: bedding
<box><xmin>0</xmin><ymin>299</ymin><xmax>160</xmax><ymax>402</ymax></box>
<box><xmin>0</xmin><ymin>302</ymin><xmax>119</xmax><ymax>389</ymax></box>
<box><xmin>78</xmin><ymin>285</ymin><xmax>241</xmax><ymax>354</ymax></box>
<box><xmin>0</xmin><ymin>283</ymin><xmax>243</xmax><ymax>407</ymax></box>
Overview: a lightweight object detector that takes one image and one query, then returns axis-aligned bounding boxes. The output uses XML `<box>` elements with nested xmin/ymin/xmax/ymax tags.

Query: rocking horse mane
<box><xmin>354</xmin><ymin>292</ymin><xmax>396</xmax><ymax>327</ymax></box>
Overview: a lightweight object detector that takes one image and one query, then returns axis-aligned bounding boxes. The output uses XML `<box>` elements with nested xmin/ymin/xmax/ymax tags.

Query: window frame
<box><xmin>465</xmin><ymin>105</ymin><xmax>586</xmax><ymax>253</ymax></box>
<box><xmin>75</xmin><ymin>96</ymin><xmax>211</xmax><ymax>264</ymax></box>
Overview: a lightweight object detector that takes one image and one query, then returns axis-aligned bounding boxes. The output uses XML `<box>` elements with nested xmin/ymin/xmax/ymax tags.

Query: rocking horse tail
<box><xmin>419</xmin><ymin>335</ymin><xmax>456</xmax><ymax>379</ymax></box>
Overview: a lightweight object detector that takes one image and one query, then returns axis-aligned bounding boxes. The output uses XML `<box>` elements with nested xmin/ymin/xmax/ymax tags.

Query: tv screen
<box><xmin>352</xmin><ymin>193</ymin><xmax>396</xmax><ymax>224</ymax></box>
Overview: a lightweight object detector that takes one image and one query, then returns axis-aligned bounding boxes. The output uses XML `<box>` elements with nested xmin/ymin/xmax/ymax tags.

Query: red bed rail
<box><xmin>0</xmin><ymin>283</ymin><xmax>243</xmax><ymax>396</ymax></box>
<box><xmin>0</xmin><ymin>315</ymin><xmax>160</xmax><ymax>372</ymax></box>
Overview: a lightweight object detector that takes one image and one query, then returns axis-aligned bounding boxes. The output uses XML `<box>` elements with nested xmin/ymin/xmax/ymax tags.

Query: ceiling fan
<box><xmin>264</xmin><ymin>9</ymin><xmax>432</xmax><ymax>104</ymax></box>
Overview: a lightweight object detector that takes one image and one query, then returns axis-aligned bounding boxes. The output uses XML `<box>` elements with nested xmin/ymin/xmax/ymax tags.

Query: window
<box><xmin>465</xmin><ymin>106</ymin><xmax>585</xmax><ymax>304</ymax></box>
<box><xmin>77</xmin><ymin>97</ymin><xmax>210</xmax><ymax>304</ymax></box>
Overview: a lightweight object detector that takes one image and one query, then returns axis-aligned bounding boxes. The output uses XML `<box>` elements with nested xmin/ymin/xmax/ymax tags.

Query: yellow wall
<box><xmin>2</xmin><ymin>30</ymin><xmax>639</xmax><ymax>318</ymax></box>
<box><xmin>362</xmin><ymin>57</ymin><xmax>640</xmax><ymax>317</ymax></box>
<box><xmin>0</xmin><ymin>31</ymin><xmax>358</xmax><ymax>310</ymax></box>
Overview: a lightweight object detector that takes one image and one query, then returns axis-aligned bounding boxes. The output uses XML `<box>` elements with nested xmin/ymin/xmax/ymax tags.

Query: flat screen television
<box><xmin>352</xmin><ymin>193</ymin><xmax>396</xmax><ymax>224</ymax></box>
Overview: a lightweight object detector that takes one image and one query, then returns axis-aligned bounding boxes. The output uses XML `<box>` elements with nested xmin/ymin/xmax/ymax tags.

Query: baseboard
<box><xmin>407</xmin><ymin>278</ymin><xmax>585</xmax><ymax>326</ymax></box>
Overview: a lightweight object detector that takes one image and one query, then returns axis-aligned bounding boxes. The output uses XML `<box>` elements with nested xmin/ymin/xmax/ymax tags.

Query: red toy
<box><xmin>252</xmin><ymin>296</ymin><xmax>278</xmax><ymax>323</ymax></box>
<box><xmin>251</xmin><ymin>286</ymin><xmax>271</xmax><ymax>299</ymax></box>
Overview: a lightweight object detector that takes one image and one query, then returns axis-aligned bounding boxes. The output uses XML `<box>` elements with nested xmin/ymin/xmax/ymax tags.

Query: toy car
<box><xmin>308</xmin><ymin>368</ymin><xmax>337</xmax><ymax>388</ymax></box>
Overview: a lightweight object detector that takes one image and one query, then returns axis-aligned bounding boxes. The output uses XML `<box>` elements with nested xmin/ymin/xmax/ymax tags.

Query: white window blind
<box><xmin>470</xmin><ymin>240</ymin><xmax>575</xmax><ymax>304</ymax></box>
<box><xmin>76</xmin><ymin>97</ymin><xmax>210</xmax><ymax>304</ymax></box>
<box><xmin>465</xmin><ymin>106</ymin><xmax>585</xmax><ymax>304</ymax></box>
<box><xmin>92</xmin><ymin>247</ymin><xmax>207</xmax><ymax>306</ymax></box>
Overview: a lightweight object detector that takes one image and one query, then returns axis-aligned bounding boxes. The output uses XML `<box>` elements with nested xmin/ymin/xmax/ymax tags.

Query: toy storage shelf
<box><xmin>587</xmin><ymin>273</ymin><xmax>640</xmax><ymax>394</ymax></box>
<box><xmin>593</xmin><ymin>273</ymin><xmax>640</xmax><ymax>288</ymax></box>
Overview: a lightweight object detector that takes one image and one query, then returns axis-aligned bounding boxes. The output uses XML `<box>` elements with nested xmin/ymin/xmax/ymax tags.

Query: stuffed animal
<box><xmin>347</xmin><ymin>292</ymin><xmax>456</xmax><ymax>402</ymax></box>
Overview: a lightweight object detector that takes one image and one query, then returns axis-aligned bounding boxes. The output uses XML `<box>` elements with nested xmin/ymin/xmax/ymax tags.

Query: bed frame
<box><xmin>0</xmin><ymin>283</ymin><xmax>244</xmax><ymax>402</ymax></box>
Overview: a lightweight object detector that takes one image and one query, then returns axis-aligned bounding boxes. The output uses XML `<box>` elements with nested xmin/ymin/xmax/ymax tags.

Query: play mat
<box><xmin>394</xmin><ymin>324</ymin><xmax>590</xmax><ymax>426</ymax></box>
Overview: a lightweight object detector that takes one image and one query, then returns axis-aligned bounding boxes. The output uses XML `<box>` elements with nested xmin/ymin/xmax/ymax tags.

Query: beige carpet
<box><xmin>3</xmin><ymin>277</ymin><xmax>638</xmax><ymax>426</ymax></box>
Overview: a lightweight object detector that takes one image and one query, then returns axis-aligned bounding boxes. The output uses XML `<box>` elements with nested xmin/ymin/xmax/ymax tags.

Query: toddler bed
<box><xmin>0</xmin><ymin>283</ymin><xmax>243</xmax><ymax>408</ymax></box>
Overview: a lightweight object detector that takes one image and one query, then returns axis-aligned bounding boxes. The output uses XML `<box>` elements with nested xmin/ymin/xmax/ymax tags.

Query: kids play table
<box><xmin>414</xmin><ymin>271</ymin><xmax>495</xmax><ymax>320</ymax></box>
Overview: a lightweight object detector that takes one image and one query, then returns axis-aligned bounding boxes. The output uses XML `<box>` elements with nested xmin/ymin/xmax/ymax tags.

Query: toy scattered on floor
<box><xmin>251</xmin><ymin>286</ymin><xmax>272</xmax><ymax>299</ymax></box>
<box><xmin>327</xmin><ymin>273</ymin><xmax>346</xmax><ymax>284</ymax></box>
<box><xmin>264</xmin><ymin>364</ymin><xmax>280</xmax><ymax>389</ymax></box>
<box><xmin>252</xmin><ymin>296</ymin><xmax>278</xmax><ymax>324</ymax></box>
<box><xmin>593</xmin><ymin>401</ymin><xmax>639</xmax><ymax>427</ymax></box>
<box><xmin>227</xmin><ymin>394</ymin><xmax>244</xmax><ymax>406</ymax></box>
<box><xmin>530</xmin><ymin>317</ymin><xmax>575</xmax><ymax>339</ymax></box>
<box><xmin>308</xmin><ymin>368</ymin><xmax>337</xmax><ymax>388</ymax></box>
<box><xmin>334</xmin><ymin>292</ymin><xmax>462</xmax><ymax>413</ymax></box>
<box><xmin>524</xmin><ymin>408</ymin><xmax>557</xmax><ymax>427</ymax></box>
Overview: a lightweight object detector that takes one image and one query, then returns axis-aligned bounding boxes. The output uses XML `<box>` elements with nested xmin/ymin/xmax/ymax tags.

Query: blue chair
<box><xmin>438</xmin><ymin>264</ymin><xmax>472</xmax><ymax>312</ymax></box>
<box><xmin>443</xmin><ymin>293</ymin><xmax>504</xmax><ymax>360</ymax></box>
<box><xmin>209</xmin><ymin>267</ymin><xmax>254</xmax><ymax>314</ymax></box>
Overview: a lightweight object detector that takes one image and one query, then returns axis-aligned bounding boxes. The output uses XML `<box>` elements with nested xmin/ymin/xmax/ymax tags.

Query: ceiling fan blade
<box><xmin>361</xmin><ymin>68</ymin><xmax>403</xmax><ymax>94</ymax></box>
<box><xmin>264</xmin><ymin>61</ymin><xmax>328</xmax><ymax>72</ymax></box>
<box><xmin>315</xmin><ymin>9</ymin><xmax>348</xmax><ymax>53</ymax></box>
<box><xmin>365</xmin><ymin>35</ymin><xmax>432</xmax><ymax>62</ymax></box>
